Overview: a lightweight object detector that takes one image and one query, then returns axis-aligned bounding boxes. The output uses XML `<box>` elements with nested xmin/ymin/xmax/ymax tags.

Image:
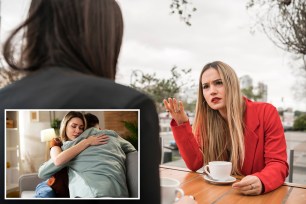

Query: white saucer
<box><xmin>204</xmin><ymin>175</ymin><xmax>236</xmax><ymax>185</ymax></box>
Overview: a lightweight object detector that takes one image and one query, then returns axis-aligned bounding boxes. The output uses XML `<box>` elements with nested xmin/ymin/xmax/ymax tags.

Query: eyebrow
<box><xmin>71</xmin><ymin>123</ymin><xmax>84</xmax><ymax>127</ymax></box>
<box><xmin>202</xmin><ymin>78</ymin><xmax>222</xmax><ymax>85</ymax></box>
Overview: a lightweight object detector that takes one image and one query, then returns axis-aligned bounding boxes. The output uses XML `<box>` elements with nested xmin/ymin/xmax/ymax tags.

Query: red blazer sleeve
<box><xmin>170</xmin><ymin>119</ymin><xmax>204</xmax><ymax>171</ymax></box>
<box><xmin>252</xmin><ymin>105</ymin><xmax>289</xmax><ymax>193</ymax></box>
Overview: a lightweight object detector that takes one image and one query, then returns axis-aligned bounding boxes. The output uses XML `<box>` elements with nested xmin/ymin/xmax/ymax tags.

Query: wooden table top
<box><xmin>160</xmin><ymin>165</ymin><xmax>306</xmax><ymax>204</ymax></box>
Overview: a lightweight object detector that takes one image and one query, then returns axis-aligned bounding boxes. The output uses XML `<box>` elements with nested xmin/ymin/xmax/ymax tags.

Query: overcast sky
<box><xmin>1</xmin><ymin>0</ymin><xmax>305</xmax><ymax>111</ymax></box>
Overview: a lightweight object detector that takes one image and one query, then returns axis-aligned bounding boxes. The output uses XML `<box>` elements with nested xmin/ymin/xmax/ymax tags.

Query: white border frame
<box><xmin>4</xmin><ymin>109</ymin><xmax>140</xmax><ymax>200</ymax></box>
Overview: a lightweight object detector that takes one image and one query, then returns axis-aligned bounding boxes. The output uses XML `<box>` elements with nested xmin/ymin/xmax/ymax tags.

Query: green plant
<box><xmin>51</xmin><ymin>118</ymin><xmax>61</xmax><ymax>136</ymax></box>
<box><xmin>293</xmin><ymin>114</ymin><xmax>306</xmax><ymax>131</ymax></box>
<box><xmin>121</xmin><ymin>121</ymin><xmax>138</xmax><ymax>150</ymax></box>
<box><xmin>130</xmin><ymin>66</ymin><xmax>194</xmax><ymax>113</ymax></box>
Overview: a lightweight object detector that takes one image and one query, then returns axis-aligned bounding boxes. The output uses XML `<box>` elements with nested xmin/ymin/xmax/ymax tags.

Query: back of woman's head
<box><xmin>59</xmin><ymin>111</ymin><xmax>86</xmax><ymax>141</ymax></box>
<box><xmin>3</xmin><ymin>0</ymin><xmax>123</xmax><ymax>80</ymax></box>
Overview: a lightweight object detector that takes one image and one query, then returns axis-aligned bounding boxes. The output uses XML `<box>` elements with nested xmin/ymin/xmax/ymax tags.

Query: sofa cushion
<box><xmin>126</xmin><ymin>151</ymin><xmax>138</xmax><ymax>197</ymax></box>
<box><xmin>21</xmin><ymin>191</ymin><xmax>35</xmax><ymax>198</ymax></box>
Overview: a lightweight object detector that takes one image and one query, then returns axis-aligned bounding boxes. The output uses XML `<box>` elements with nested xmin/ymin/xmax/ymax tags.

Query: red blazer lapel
<box><xmin>242</xmin><ymin>98</ymin><xmax>259</xmax><ymax>175</ymax></box>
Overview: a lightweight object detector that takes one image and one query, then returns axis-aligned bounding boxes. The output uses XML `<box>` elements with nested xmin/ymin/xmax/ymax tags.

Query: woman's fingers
<box><xmin>163</xmin><ymin>98</ymin><xmax>189</xmax><ymax>125</ymax></box>
<box><xmin>97</xmin><ymin>135</ymin><xmax>109</xmax><ymax>142</ymax></box>
<box><xmin>179</xmin><ymin>101</ymin><xmax>185</xmax><ymax>113</ymax></box>
<box><xmin>163</xmin><ymin>99</ymin><xmax>171</xmax><ymax>112</ymax></box>
<box><xmin>88</xmin><ymin>135</ymin><xmax>109</xmax><ymax>145</ymax></box>
<box><xmin>168</xmin><ymin>98</ymin><xmax>174</xmax><ymax>111</ymax></box>
<box><xmin>163</xmin><ymin>98</ymin><xmax>183</xmax><ymax>113</ymax></box>
<box><xmin>97</xmin><ymin>135</ymin><xmax>108</xmax><ymax>139</ymax></box>
<box><xmin>238</xmin><ymin>183</ymin><xmax>260</xmax><ymax>195</ymax></box>
<box><xmin>172</xmin><ymin>98</ymin><xmax>180</xmax><ymax>113</ymax></box>
<box><xmin>173</xmin><ymin>98</ymin><xmax>185</xmax><ymax>114</ymax></box>
<box><xmin>163</xmin><ymin>98</ymin><xmax>186</xmax><ymax>116</ymax></box>
<box><xmin>232</xmin><ymin>175</ymin><xmax>262</xmax><ymax>195</ymax></box>
<box><xmin>163</xmin><ymin>98</ymin><xmax>175</xmax><ymax>112</ymax></box>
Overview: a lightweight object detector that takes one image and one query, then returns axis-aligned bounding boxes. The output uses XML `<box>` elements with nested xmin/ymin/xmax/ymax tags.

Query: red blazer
<box><xmin>171</xmin><ymin>98</ymin><xmax>288</xmax><ymax>193</ymax></box>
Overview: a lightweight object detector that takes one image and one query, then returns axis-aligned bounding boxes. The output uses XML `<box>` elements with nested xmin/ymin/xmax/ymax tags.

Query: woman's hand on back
<box><xmin>87</xmin><ymin>135</ymin><xmax>109</xmax><ymax>146</ymax></box>
<box><xmin>51</xmin><ymin>134</ymin><xmax>109</xmax><ymax>166</ymax></box>
<box><xmin>163</xmin><ymin>98</ymin><xmax>189</xmax><ymax>125</ymax></box>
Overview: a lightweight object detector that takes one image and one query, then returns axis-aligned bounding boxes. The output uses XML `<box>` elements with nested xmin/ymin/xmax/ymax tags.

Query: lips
<box><xmin>211</xmin><ymin>97</ymin><xmax>221</xmax><ymax>103</ymax></box>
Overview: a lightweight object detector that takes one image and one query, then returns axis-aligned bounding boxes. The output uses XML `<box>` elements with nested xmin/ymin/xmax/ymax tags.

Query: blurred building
<box><xmin>239</xmin><ymin>75</ymin><xmax>268</xmax><ymax>102</ymax></box>
<box><xmin>239</xmin><ymin>75</ymin><xmax>253</xmax><ymax>89</ymax></box>
<box><xmin>257</xmin><ymin>82</ymin><xmax>268</xmax><ymax>102</ymax></box>
<box><xmin>178</xmin><ymin>87</ymin><xmax>197</xmax><ymax>104</ymax></box>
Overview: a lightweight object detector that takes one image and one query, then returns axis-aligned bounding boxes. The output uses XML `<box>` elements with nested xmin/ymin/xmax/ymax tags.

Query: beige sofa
<box><xmin>19</xmin><ymin>151</ymin><xmax>138</xmax><ymax>198</ymax></box>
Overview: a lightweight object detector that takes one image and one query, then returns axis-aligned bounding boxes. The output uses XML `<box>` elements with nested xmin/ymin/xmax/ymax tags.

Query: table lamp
<box><xmin>41</xmin><ymin>128</ymin><xmax>57</xmax><ymax>160</ymax></box>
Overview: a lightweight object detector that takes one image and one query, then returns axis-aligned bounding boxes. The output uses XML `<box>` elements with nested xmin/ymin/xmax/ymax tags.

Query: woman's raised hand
<box><xmin>87</xmin><ymin>135</ymin><xmax>109</xmax><ymax>146</ymax></box>
<box><xmin>163</xmin><ymin>98</ymin><xmax>189</xmax><ymax>125</ymax></box>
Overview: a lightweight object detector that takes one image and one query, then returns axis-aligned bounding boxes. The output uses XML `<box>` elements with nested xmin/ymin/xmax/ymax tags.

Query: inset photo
<box><xmin>5</xmin><ymin>109</ymin><xmax>139</xmax><ymax>200</ymax></box>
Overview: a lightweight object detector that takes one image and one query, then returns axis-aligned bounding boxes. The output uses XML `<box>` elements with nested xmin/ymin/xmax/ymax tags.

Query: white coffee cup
<box><xmin>203</xmin><ymin>161</ymin><xmax>232</xmax><ymax>180</ymax></box>
<box><xmin>160</xmin><ymin>177</ymin><xmax>184</xmax><ymax>204</ymax></box>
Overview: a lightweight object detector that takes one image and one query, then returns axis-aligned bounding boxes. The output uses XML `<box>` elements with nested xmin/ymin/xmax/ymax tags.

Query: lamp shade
<box><xmin>40</xmin><ymin>128</ymin><xmax>57</xmax><ymax>142</ymax></box>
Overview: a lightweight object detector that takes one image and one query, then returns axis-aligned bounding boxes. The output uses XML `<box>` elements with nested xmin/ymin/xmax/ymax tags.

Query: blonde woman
<box><xmin>163</xmin><ymin>61</ymin><xmax>288</xmax><ymax>195</ymax></box>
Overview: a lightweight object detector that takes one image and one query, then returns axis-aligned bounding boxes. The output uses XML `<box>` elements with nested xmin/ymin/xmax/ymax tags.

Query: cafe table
<box><xmin>160</xmin><ymin>165</ymin><xmax>306</xmax><ymax>204</ymax></box>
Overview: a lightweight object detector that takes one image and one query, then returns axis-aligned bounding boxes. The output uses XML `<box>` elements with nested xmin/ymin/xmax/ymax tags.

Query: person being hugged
<box><xmin>163</xmin><ymin>61</ymin><xmax>288</xmax><ymax>195</ymax></box>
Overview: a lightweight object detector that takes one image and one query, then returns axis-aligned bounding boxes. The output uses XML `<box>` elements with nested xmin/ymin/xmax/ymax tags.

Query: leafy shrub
<box><xmin>51</xmin><ymin>118</ymin><xmax>61</xmax><ymax>135</ymax></box>
<box><xmin>293</xmin><ymin>114</ymin><xmax>306</xmax><ymax>131</ymax></box>
<box><xmin>121</xmin><ymin>121</ymin><xmax>138</xmax><ymax>150</ymax></box>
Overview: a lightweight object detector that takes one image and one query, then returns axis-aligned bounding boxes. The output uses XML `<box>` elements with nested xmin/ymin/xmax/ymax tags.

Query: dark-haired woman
<box><xmin>0</xmin><ymin>0</ymin><xmax>160</xmax><ymax>202</ymax></box>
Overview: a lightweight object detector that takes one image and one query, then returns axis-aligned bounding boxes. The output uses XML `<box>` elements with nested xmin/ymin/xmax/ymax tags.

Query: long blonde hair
<box><xmin>192</xmin><ymin>61</ymin><xmax>245</xmax><ymax>175</ymax></box>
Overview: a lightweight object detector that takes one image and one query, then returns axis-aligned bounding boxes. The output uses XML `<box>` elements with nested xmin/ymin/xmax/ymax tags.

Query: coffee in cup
<box><xmin>160</xmin><ymin>177</ymin><xmax>184</xmax><ymax>204</ymax></box>
<box><xmin>203</xmin><ymin>161</ymin><xmax>232</xmax><ymax>180</ymax></box>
